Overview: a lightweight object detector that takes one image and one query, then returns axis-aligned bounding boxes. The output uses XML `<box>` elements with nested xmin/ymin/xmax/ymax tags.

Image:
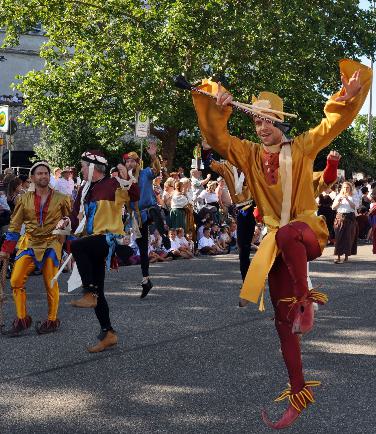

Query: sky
<box><xmin>359</xmin><ymin>0</ymin><xmax>374</xmax><ymax>115</ymax></box>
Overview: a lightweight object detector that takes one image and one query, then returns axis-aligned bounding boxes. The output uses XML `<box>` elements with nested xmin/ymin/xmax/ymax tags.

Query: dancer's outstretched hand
<box><xmin>216</xmin><ymin>82</ymin><xmax>233</xmax><ymax>107</ymax></box>
<box><xmin>335</xmin><ymin>69</ymin><xmax>361</xmax><ymax>102</ymax></box>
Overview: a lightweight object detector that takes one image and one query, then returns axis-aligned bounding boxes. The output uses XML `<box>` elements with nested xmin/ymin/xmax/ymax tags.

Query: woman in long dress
<box><xmin>332</xmin><ymin>181</ymin><xmax>357</xmax><ymax>263</ymax></box>
<box><xmin>170</xmin><ymin>181</ymin><xmax>188</xmax><ymax>230</ymax></box>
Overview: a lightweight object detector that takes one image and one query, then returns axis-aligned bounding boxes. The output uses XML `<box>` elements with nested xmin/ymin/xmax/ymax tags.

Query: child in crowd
<box><xmin>217</xmin><ymin>225</ymin><xmax>231</xmax><ymax>251</ymax></box>
<box><xmin>185</xmin><ymin>232</ymin><xmax>195</xmax><ymax>255</ymax></box>
<box><xmin>149</xmin><ymin>229</ymin><xmax>172</xmax><ymax>263</ymax></box>
<box><xmin>176</xmin><ymin>227</ymin><xmax>194</xmax><ymax>259</ymax></box>
<box><xmin>198</xmin><ymin>227</ymin><xmax>225</xmax><ymax>255</ymax></box>
<box><xmin>168</xmin><ymin>228</ymin><xmax>191</xmax><ymax>259</ymax></box>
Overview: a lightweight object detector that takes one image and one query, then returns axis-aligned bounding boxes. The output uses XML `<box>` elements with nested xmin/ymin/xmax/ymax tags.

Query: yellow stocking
<box><xmin>42</xmin><ymin>257</ymin><xmax>59</xmax><ymax>321</ymax></box>
<box><xmin>10</xmin><ymin>255</ymin><xmax>35</xmax><ymax>319</ymax></box>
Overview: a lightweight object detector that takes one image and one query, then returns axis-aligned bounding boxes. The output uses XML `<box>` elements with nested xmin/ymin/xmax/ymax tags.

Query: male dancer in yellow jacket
<box><xmin>0</xmin><ymin>162</ymin><xmax>71</xmax><ymax>336</ymax></box>
<box><xmin>192</xmin><ymin>59</ymin><xmax>371</xmax><ymax>428</ymax></box>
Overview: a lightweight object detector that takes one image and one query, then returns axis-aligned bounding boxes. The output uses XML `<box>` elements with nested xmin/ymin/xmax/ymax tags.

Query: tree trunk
<box><xmin>150</xmin><ymin>125</ymin><xmax>179</xmax><ymax>171</ymax></box>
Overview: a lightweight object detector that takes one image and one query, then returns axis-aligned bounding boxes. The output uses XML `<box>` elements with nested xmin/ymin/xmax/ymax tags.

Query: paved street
<box><xmin>0</xmin><ymin>244</ymin><xmax>375</xmax><ymax>434</ymax></box>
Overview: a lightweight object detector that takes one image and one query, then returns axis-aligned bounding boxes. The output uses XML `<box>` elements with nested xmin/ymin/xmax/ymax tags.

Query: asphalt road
<box><xmin>0</xmin><ymin>243</ymin><xmax>375</xmax><ymax>433</ymax></box>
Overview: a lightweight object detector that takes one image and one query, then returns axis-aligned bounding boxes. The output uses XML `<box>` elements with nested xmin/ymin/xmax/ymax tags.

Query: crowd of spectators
<box><xmin>0</xmin><ymin>161</ymin><xmax>375</xmax><ymax>272</ymax></box>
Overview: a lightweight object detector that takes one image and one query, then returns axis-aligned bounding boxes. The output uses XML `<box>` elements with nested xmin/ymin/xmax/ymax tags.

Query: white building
<box><xmin>0</xmin><ymin>28</ymin><xmax>45</xmax><ymax>160</ymax></box>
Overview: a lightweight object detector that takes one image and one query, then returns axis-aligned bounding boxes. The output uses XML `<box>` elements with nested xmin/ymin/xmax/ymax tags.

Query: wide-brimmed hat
<box><xmin>252</xmin><ymin>92</ymin><xmax>285</xmax><ymax>122</ymax></box>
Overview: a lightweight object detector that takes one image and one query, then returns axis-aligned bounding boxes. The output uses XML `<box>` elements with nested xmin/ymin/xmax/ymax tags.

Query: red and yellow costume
<box><xmin>2</xmin><ymin>189</ymin><xmax>71</xmax><ymax>331</ymax></box>
<box><xmin>192</xmin><ymin>59</ymin><xmax>371</xmax><ymax>424</ymax></box>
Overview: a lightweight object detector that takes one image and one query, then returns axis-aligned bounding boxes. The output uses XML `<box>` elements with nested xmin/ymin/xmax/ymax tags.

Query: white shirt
<box><xmin>334</xmin><ymin>195</ymin><xmax>355</xmax><ymax>213</ymax></box>
<box><xmin>177</xmin><ymin>236</ymin><xmax>189</xmax><ymax>247</ymax></box>
<box><xmin>55</xmin><ymin>178</ymin><xmax>74</xmax><ymax>196</ymax></box>
<box><xmin>198</xmin><ymin>236</ymin><xmax>215</xmax><ymax>249</ymax></box>
<box><xmin>169</xmin><ymin>238</ymin><xmax>181</xmax><ymax>251</ymax></box>
<box><xmin>171</xmin><ymin>193</ymin><xmax>188</xmax><ymax>209</ymax></box>
<box><xmin>199</xmin><ymin>190</ymin><xmax>218</xmax><ymax>204</ymax></box>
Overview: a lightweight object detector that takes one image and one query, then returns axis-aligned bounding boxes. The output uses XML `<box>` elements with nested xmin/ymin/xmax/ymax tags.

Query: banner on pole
<box><xmin>0</xmin><ymin>106</ymin><xmax>9</xmax><ymax>133</ymax></box>
<box><xmin>135</xmin><ymin>112</ymin><xmax>149</xmax><ymax>138</ymax></box>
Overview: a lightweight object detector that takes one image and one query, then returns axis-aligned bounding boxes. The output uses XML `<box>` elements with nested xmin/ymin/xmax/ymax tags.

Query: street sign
<box><xmin>0</xmin><ymin>106</ymin><xmax>9</xmax><ymax>133</ymax></box>
<box><xmin>135</xmin><ymin>112</ymin><xmax>149</xmax><ymax>138</ymax></box>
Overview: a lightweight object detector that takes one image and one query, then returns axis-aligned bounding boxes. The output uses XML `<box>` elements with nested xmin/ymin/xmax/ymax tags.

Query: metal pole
<box><xmin>368</xmin><ymin>58</ymin><xmax>374</xmax><ymax>156</ymax></box>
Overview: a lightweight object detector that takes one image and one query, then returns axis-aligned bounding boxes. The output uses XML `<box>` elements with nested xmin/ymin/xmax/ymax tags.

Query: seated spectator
<box><xmin>0</xmin><ymin>184</ymin><xmax>11</xmax><ymax>234</ymax></box>
<box><xmin>149</xmin><ymin>229</ymin><xmax>172</xmax><ymax>262</ymax></box>
<box><xmin>115</xmin><ymin>234</ymin><xmax>135</xmax><ymax>266</ymax></box>
<box><xmin>197</xmin><ymin>218</ymin><xmax>212</xmax><ymax>240</ymax></box>
<box><xmin>217</xmin><ymin>225</ymin><xmax>231</xmax><ymax>251</ymax></box>
<box><xmin>185</xmin><ymin>232</ymin><xmax>195</xmax><ymax>255</ymax></box>
<box><xmin>176</xmin><ymin>227</ymin><xmax>194</xmax><ymax>259</ymax></box>
<box><xmin>168</xmin><ymin>228</ymin><xmax>183</xmax><ymax>259</ymax></box>
<box><xmin>198</xmin><ymin>227</ymin><xmax>225</xmax><ymax>255</ymax></box>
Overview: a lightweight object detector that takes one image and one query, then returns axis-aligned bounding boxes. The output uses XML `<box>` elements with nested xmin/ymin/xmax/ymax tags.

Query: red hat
<box><xmin>122</xmin><ymin>151</ymin><xmax>140</xmax><ymax>164</ymax></box>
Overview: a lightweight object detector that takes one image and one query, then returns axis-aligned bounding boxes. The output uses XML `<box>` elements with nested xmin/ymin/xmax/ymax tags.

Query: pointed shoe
<box><xmin>291</xmin><ymin>300</ymin><xmax>314</xmax><ymax>335</ymax></box>
<box><xmin>2</xmin><ymin>315</ymin><xmax>32</xmax><ymax>337</ymax></box>
<box><xmin>71</xmin><ymin>292</ymin><xmax>98</xmax><ymax>308</ymax></box>
<box><xmin>261</xmin><ymin>404</ymin><xmax>300</xmax><ymax>430</ymax></box>
<box><xmin>35</xmin><ymin>319</ymin><xmax>61</xmax><ymax>335</ymax></box>
<box><xmin>87</xmin><ymin>330</ymin><xmax>118</xmax><ymax>353</ymax></box>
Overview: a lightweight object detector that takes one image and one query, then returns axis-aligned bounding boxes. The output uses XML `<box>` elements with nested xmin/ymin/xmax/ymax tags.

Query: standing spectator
<box><xmin>55</xmin><ymin>167</ymin><xmax>74</xmax><ymax>196</ymax></box>
<box><xmin>317</xmin><ymin>187</ymin><xmax>336</xmax><ymax>245</ymax></box>
<box><xmin>110</xmin><ymin>167</ymin><xmax>119</xmax><ymax>178</ymax></box>
<box><xmin>332</xmin><ymin>181</ymin><xmax>357</xmax><ymax>263</ymax></box>
<box><xmin>190</xmin><ymin>169</ymin><xmax>211</xmax><ymax>204</ymax></box>
<box><xmin>50</xmin><ymin>167</ymin><xmax>62</xmax><ymax>189</ymax></box>
<box><xmin>161</xmin><ymin>177</ymin><xmax>174</xmax><ymax>227</ymax></box>
<box><xmin>360</xmin><ymin>186</ymin><xmax>371</xmax><ymax>211</ymax></box>
<box><xmin>18</xmin><ymin>174</ymin><xmax>31</xmax><ymax>193</ymax></box>
<box><xmin>368</xmin><ymin>190</ymin><xmax>376</xmax><ymax>254</ymax></box>
<box><xmin>7</xmin><ymin>178</ymin><xmax>23</xmax><ymax>212</ymax></box>
<box><xmin>181</xmin><ymin>177</ymin><xmax>196</xmax><ymax>241</ymax></box>
<box><xmin>216</xmin><ymin>177</ymin><xmax>232</xmax><ymax>218</ymax></box>
<box><xmin>178</xmin><ymin>166</ymin><xmax>185</xmax><ymax>179</ymax></box>
<box><xmin>170</xmin><ymin>181</ymin><xmax>188</xmax><ymax>230</ymax></box>
<box><xmin>356</xmin><ymin>206</ymin><xmax>370</xmax><ymax>239</ymax></box>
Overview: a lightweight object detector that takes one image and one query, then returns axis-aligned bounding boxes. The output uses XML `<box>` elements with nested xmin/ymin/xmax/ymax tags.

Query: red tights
<box><xmin>269</xmin><ymin>222</ymin><xmax>321</xmax><ymax>393</ymax></box>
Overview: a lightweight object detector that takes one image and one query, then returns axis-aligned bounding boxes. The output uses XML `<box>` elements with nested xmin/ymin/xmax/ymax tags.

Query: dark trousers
<box><xmin>71</xmin><ymin>235</ymin><xmax>112</xmax><ymax>331</ymax></box>
<box><xmin>236</xmin><ymin>207</ymin><xmax>256</xmax><ymax>281</ymax></box>
<box><xmin>136</xmin><ymin>223</ymin><xmax>149</xmax><ymax>278</ymax></box>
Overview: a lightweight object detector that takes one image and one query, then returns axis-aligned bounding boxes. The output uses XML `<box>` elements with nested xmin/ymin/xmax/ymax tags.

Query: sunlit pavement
<box><xmin>0</xmin><ymin>243</ymin><xmax>374</xmax><ymax>433</ymax></box>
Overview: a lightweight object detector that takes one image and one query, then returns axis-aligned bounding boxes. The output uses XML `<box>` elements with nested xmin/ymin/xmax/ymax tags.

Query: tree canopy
<box><xmin>0</xmin><ymin>0</ymin><xmax>375</xmax><ymax>171</ymax></box>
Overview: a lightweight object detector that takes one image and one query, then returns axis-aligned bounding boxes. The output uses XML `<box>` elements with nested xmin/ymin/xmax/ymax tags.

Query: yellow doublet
<box><xmin>192</xmin><ymin>59</ymin><xmax>372</xmax><ymax>306</ymax></box>
<box><xmin>8</xmin><ymin>189</ymin><xmax>71</xmax><ymax>320</ymax></box>
<box><xmin>9</xmin><ymin>190</ymin><xmax>71</xmax><ymax>262</ymax></box>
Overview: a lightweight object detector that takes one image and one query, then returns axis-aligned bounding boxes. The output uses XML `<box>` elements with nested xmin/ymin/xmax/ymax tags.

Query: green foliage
<box><xmin>0</xmin><ymin>0</ymin><xmax>375</xmax><ymax>169</ymax></box>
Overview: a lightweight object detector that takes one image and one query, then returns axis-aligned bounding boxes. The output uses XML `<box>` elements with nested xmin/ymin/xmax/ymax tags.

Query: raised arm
<box><xmin>295</xmin><ymin>59</ymin><xmax>372</xmax><ymax>159</ymax></box>
<box><xmin>192</xmin><ymin>80</ymin><xmax>254</xmax><ymax>173</ymax></box>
